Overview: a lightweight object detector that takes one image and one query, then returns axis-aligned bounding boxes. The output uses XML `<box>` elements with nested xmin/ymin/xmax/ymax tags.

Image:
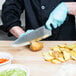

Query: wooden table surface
<box><xmin>0</xmin><ymin>41</ymin><xmax>76</xmax><ymax>76</ymax></box>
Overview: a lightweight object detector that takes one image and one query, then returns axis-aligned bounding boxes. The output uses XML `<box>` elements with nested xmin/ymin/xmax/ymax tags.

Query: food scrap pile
<box><xmin>42</xmin><ymin>43</ymin><xmax>76</xmax><ymax>64</ymax></box>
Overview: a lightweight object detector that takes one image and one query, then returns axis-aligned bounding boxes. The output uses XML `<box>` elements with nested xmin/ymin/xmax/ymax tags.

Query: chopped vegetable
<box><xmin>29</xmin><ymin>42</ymin><xmax>43</xmax><ymax>51</ymax></box>
<box><xmin>0</xmin><ymin>58</ymin><xmax>9</xmax><ymax>64</ymax></box>
<box><xmin>42</xmin><ymin>43</ymin><xmax>76</xmax><ymax>64</ymax></box>
<box><xmin>0</xmin><ymin>69</ymin><xmax>26</xmax><ymax>76</ymax></box>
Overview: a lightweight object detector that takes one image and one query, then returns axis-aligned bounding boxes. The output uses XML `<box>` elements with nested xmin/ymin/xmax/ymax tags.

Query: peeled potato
<box><xmin>42</xmin><ymin>43</ymin><xmax>76</xmax><ymax>64</ymax></box>
<box><xmin>62</xmin><ymin>51</ymin><xmax>70</xmax><ymax>61</ymax></box>
<box><xmin>29</xmin><ymin>42</ymin><xmax>43</xmax><ymax>51</ymax></box>
<box><xmin>51</xmin><ymin>59</ymin><xmax>61</xmax><ymax>64</ymax></box>
<box><xmin>57</xmin><ymin>57</ymin><xmax>65</xmax><ymax>62</ymax></box>
<box><xmin>49</xmin><ymin>51</ymin><xmax>53</xmax><ymax>56</ymax></box>
<box><xmin>58</xmin><ymin>43</ymin><xmax>67</xmax><ymax>48</ymax></box>
<box><xmin>52</xmin><ymin>51</ymin><xmax>65</xmax><ymax>62</ymax></box>
<box><xmin>60</xmin><ymin>48</ymin><xmax>70</xmax><ymax>52</ymax></box>
<box><xmin>52</xmin><ymin>51</ymin><xmax>60</xmax><ymax>58</ymax></box>
<box><xmin>50</xmin><ymin>46</ymin><xmax>61</xmax><ymax>52</ymax></box>
<box><xmin>65</xmin><ymin>44</ymin><xmax>76</xmax><ymax>49</ymax></box>
<box><xmin>72</xmin><ymin>48</ymin><xmax>76</xmax><ymax>52</ymax></box>
<box><xmin>69</xmin><ymin>51</ymin><xmax>76</xmax><ymax>60</ymax></box>
<box><xmin>42</xmin><ymin>52</ymin><xmax>54</xmax><ymax>61</ymax></box>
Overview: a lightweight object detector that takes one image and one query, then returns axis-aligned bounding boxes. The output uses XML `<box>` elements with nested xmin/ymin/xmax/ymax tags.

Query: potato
<box><xmin>69</xmin><ymin>51</ymin><xmax>76</xmax><ymax>60</ymax></box>
<box><xmin>57</xmin><ymin>57</ymin><xmax>65</xmax><ymax>62</ymax></box>
<box><xmin>30</xmin><ymin>42</ymin><xmax>43</xmax><ymax>51</ymax></box>
<box><xmin>52</xmin><ymin>51</ymin><xmax>65</xmax><ymax>62</ymax></box>
<box><xmin>56</xmin><ymin>53</ymin><xmax>65</xmax><ymax>62</ymax></box>
<box><xmin>42</xmin><ymin>43</ymin><xmax>76</xmax><ymax>64</ymax></box>
<box><xmin>42</xmin><ymin>52</ymin><xmax>54</xmax><ymax>61</ymax></box>
<box><xmin>51</xmin><ymin>59</ymin><xmax>61</xmax><ymax>64</ymax></box>
<box><xmin>49</xmin><ymin>51</ymin><xmax>53</xmax><ymax>56</ymax></box>
<box><xmin>62</xmin><ymin>51</ymin><xmax>70</xmax><ymax>61</ymax></box>
<box><xmin>50</xmin><ymin>46</ymin><xmax>61</xmax><ymax>52</ymax></box>
<box><xmin>60</xmin><ymin>48</ymin><xmax>70</xmax><ymax>52</ymax></box>
<box><xmin>52</xmin><ymin>51</ymin><xmax>60</xmax><ymax>58</ymax></box>
<box><xmin>72</xmin><ymin>48</ymin><xmax>76</xmax><ymax>52</ymax></box>
<box><xmin>58</xmin><ymin>43</ymin><xmax>67</xmax><ymax>48</ymax></box>
<box><xmin>65</xmin><ymin>44</ymin><xmax>76</xmax><ymax>50</ymax></box>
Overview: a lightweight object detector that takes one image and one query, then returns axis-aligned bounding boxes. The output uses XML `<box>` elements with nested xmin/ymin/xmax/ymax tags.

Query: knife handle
<box><xmin>50</xmin><ymin>24</ymin><xmax>60</xmax><ymax>40</ymax></box>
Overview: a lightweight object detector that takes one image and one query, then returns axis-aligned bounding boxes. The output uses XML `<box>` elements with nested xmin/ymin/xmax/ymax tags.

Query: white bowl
<box><xmin>0</xmin><ymin>64</ymin><xmax>30</xmax><ymax>76</ymax></box>
<box><xmin>0</xmin><ymin>52</ymin><xmax>13</xmax><ymax>66</ymax></box>
<box><xmin>54</xmin><ymin>63</ymin><xmax>76</xmax><ymax>76</ymax></box>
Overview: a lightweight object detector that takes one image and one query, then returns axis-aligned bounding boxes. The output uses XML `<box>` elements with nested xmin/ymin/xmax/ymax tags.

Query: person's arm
<box><xmin>45</xmin><ymin>2</ymin><xmax>76</xmax><ymax>30</ymax></box>
<box><xmin>65</xmin><ymin>2</ymin><xmax>76</xmax><ymax>15</ymax></box>
<box><xmin>9</xmin><ymin>26</ymin><xmax>25</xmax><ymax>38</ymax></box>
<box><xmin>1</xmin><ymin>0</ymin><xmax>24</xmax><ymax>37</ymax></box>
<box><xmin>9</xmin><ymin>26</ymin><xmax>34</xmax><ymax>38</ymax></box>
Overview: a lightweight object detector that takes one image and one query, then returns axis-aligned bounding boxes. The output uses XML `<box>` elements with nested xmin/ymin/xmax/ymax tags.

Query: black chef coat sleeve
<box><xmin>1</xmin><ymin>0</ymin><xmax>24</xmax><ymax>36</ymax></box>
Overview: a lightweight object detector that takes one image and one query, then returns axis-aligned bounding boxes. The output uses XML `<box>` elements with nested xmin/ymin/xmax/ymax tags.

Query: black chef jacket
<box><xmin>1</xmin><ymin>0</ymin><xmax>76</xmax><ymax>40</ymax></box>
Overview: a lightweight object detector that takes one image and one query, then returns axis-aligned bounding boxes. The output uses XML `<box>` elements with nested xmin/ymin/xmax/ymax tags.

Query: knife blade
<box><xmin>11</xmin><ymin>26</ymin><xmax>52</xmax><ymax>47</ymax></box>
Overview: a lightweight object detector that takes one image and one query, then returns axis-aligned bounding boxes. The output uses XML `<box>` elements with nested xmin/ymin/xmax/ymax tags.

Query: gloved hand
<box><xmin>45</xmin><ymin>2</ymin><xmax>69</xmax><ymax>30</ymax></box>
<box><xmin>19</xmin><ymin>29</ymin><xmax>34</xmax><ymax>38</ymax></box>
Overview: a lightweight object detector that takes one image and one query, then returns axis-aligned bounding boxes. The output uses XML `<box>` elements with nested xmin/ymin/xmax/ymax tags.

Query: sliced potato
<box><xmin>69</xmin><ymin>51</ymin><xmax>76</xmax><ymax>60</ymax></box>
<box><xmin>52</xmin><ymin>51</ymin><xmax>65</xmax><ymax>62</ymax></box>
<box><xmin>72</xmin><ymin>57</ymin><xmax>76</xmax><ymax>60</ymax></box>
<box><xmin>49</xmin><ymin>51</ymin><xmax>53</xmax><ymax>56</ymax></box>
<box><xmin>42</xmin><ymin>52</ymin><xmax>54</xmax><ymax>61</ymax></box>
<box><xmin>62</xmin><ymin>51</ymin><xmax>70</xmax><ymax>61</ymax></box>
<box><xmin>42</xmin><ymin>43</ymin><xmax>76</xmax><ymax>64</ymax></box>
<box><xmin>51</xmin><ymin>59</ymin><xmax>61</xmax><ymax>64</ymax></box>
<box><xmin>52</xmin><ymin>51</ymin><xmax>60</xmax><ymax>58</ymax></box>
<box><xmin>72</xmin><ymin>48</ymin><xmax>76</xmax><ymax>52</ymax></box>
<box><xmin>58</xmin><ymin>43</ymin><xmax>67</xmax><ymax>48</ymax></box>
<box><xmin>50</xmin><ymin>46</ymin><xmax>61</xmax><ymax>52</ymax></box>
<box><xmin>65</xmin><ymin>44</ymin><xmax>76</xmax><ymax>50</ymax></box>
<box><xmin>56</xmin><ymin>53</ymin><xmax>65</xmax><ymax>62</ymax></box>
<box><xmin>60</xmin><ymin>48</ymin><xmax>70</xmax><ymax>52</ymax></box>
<box><xmin>57</xmin><ymin>57</ymin><xmax>65</xmax><ymax>62</ymax></box>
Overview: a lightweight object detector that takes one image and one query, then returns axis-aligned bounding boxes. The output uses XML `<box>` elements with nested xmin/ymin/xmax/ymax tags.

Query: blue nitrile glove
<box><xmin>20</xmin><ymin>29</ymin><xmax>34</xmax><ymax>38</ymax></box>
<box><xmin>45</xmin><ymin>2</ymin><xmax>69</xmax><ymax>30</ymax></box>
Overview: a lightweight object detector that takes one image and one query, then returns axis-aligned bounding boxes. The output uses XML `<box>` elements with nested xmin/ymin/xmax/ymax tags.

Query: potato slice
<box><xmin>51</xmin><ymin>59</ymin><xmax>61</xmax><ymax>64</ymax></box>
<box><xmin>72</xmin><ymin>48</ymin><xmax>76</xmax><ymax>52</ymax></box>
<box><xmin>60</xmin><ymin>48</ymin><xmax>70</xmax><ymax>52</ymax></box>
<box><xmin>49</xmin><ymin>51</ymin><xmax>53</xmax><ymax>56</ymax></box>
<box><xmin>50</xmin><ymin>46</ymin><xmax>61</xmax><ymax>52</ymax></box>
<box><xmin>56</xmin><ymin>53</ymin><xmax>65</xmax><ymax>62</ymax></box>
<box><xmin>42</xmin><ymin>52</ymin><xmax>54</xmax><ymax>61</ymax></box>
<box><xmin>65</xmin><ymin>44</ymin><xmax>76</xmax><ymax>50</ymax></box>
<box><xmin>58</xmin><ymin>43</ymin><xmax>67</xmax><ymax>48</ymax></box>
<box><xmin>57</xmin><ymin>57</ymin><xmax>65</xmax><ymax>62</ymax></box>
<box><xmin>62</xmin><ymin>51</ymin><xmax>70</xmax><ymax>61</ymax></box>
<box><xmin>52</xmin><ymin>51</ymin><xmax>65</xmax><ymax>62</ymax></box>
<box><xmin>69</xmin><ymin>51</ymin><xmax>76</xmax><ymax>60</ymax></box>
<box><xmin>52</xmin><ymin>51</ymin><xmax>60</xmax><ymax>58</ymax></box>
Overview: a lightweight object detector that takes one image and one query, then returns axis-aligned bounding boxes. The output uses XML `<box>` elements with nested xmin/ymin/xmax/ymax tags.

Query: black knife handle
<box><xmin>50</xmin><ymin>24</ymin><xmax>60</xmax><ymax>40</ymax></box>
<box><xmin>45</xmin><ymin>24</ymin><xmax>60</xmax><ymax>40</ymax></box>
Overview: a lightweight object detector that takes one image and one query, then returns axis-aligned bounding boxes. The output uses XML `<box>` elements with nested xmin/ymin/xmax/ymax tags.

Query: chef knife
<box><xmin>11</xmin><ymin>25</ymin><xmax>52</xmax><ymax>47</ymax></box>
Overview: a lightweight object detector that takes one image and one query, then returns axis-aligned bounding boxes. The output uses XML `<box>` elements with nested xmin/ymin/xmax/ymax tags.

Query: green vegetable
<box><xmin>0</xmin><ymin>69</ymin><xmax>26</xmax><ymax>76</ymax></box>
